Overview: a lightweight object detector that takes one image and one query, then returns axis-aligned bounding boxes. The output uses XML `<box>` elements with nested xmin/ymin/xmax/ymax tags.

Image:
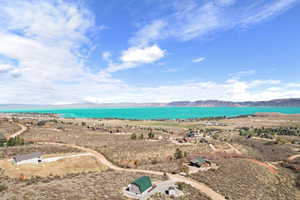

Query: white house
<box><xmin>13</xmin><ymin>152</ymin><xmax>43</xmax><ymax>165</ymax></box>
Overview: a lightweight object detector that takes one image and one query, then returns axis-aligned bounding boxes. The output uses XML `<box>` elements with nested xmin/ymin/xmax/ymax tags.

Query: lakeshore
<box><xmin>1</xmin><ymin>107</ymin><xmax>300</xmax><ymax>120</ymax></box>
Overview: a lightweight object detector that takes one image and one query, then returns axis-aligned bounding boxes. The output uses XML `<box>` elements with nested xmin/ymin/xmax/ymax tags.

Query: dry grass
<box><xmin>0</xmin><ymin>144</ymin><xmax>82</xmax><ymax>159</ymax></box>
<box><xmin>191</xmin><ymin>159</ymin><xmax>297</xmax><ymax>200</ymax></box>
<box><xmin>0</xmin><ymin>120</ymin><xmax>21</xmax><ymax>137</ymax></box>
<box><xmin>0</xmin><ymin>170</ymin><xmax>163</xmax><ymax>200</ymax></box>
<box><xmin>0</xmin><ymin>155</ymin><xmax>107</xmax><ymax>178</ymax></box>
<box><xmin>22</xmin><ymin>121</ymin><xmax>212</xmax><ymax>172</ymax></box>
<box><xmin>233</xmin><ymin>137</ymin><xmax>296</xmax><ymax>162</ymax></box>
<box><xmin>149</xmin><ymin>183</ymin><xmax>212</xmax><ymax>200</ymax></box>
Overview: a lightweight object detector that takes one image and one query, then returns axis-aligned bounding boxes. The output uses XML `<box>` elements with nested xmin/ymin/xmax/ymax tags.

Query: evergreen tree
<box><xmin>130</xmin><ymin>133</ymin><xmax>137</xmax><ymax>140</ymax></box>
<box><xmin>174</xmin><ymin>148</ymin><xmax>183</xmax><ymax>160</ymax></box>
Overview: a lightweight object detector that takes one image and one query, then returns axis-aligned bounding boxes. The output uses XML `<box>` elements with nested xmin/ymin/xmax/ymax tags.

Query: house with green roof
<box><xmin>189</xmin><ymin>157</ymin><xmax>211</xmax><ymax>168</ymax></box>
<box><xmin>127</xmin><ymin>176</ymin><xmax>153</xmax><ymax>194</ymax></box>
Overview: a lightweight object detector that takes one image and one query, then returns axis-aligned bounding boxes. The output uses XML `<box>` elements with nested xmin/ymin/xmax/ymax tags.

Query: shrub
<box><xmin>139</xmin><ymin>133</ymin><xmax>144</xmax><ymax>140</ymax></box>
<box><xmin>130</xmin><ymin>133</ymin><xmax>137</xmax><ymax>140</ymax></box>
<box><xmin>0</xmin><ymin>184</ymin><xmax>7</xmax><ymax>192</ymax></box>
<box><xmin>37</xmin><ymin>120</ymin><xmax>47</xmax><ymax>126</ymax></box>
<box><xmin>174</xmin><ymin>148</ymin><xmax>183</xmax><ymax>160</ymax></box>
<box><xmin>6</xmin><ymin>136</ymin><xmax>25</xmax><ymax>146</ymax></box>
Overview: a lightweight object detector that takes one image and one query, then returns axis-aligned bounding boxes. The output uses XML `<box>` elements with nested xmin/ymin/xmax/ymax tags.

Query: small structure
<box><xmin>0</xmin><ymin>133</ymin><xmax>6</xmax><ymax>145</ymax></box>
<box><xmin>165</xmin><ymin>186</ymin><xmax>183</xmax><ymax>197</ymax></box>
<box><xmin>13</xmin><ymin>152</ymin><xmax>42</xmax><ymax>165</ymax></box>
<box><xmin>127</xmin><ymin>176</ymin><xmax>153</xmax><ymax>195</ymax></box>
<box><xmin>189</xmin><ymin>157</ymin><xmax>211</xmax><ymax>168</ymax></box>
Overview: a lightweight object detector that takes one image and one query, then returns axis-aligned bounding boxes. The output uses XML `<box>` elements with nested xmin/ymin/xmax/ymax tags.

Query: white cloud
<box><xmin>82</xmin><ymin>78</ymin><xmax>300</xmax><ymax>103</ymax></box>
<box><xmin>192</xmin><ymin>57</ymin><xmax>206</xmax><ymax>63</ymax></box>
<box><xmin>0</xmin><ymin>64</ymin><xmax>13</xmax><ymax>73</ymax></box>
<box><xmin>214</xmin><ymin>0</ymin><xmax>236</xmax><ymax>6</ymax></box>
<box><xmin>102</xmin><ymin>51</ymin><xmax>112</xmax><ymax>63</ymax></box>
<box><xmin>130</xmin><ymin>20</ymin><xmax>168</xmax><ymax>46</ymax></box>
<box><xmin>241</xmin><ymin>0</ymin><xmax>299</xmax><ymax>25</ymax></box>
<box><xmin>286</xmin><ymin>83</ymin><xmax>300</xmax><ymax>88</ymax></box>
<box><xmin>120</xmin><ymin>45</ymin><xmax>165</xmax><ymax>64</ymax></box>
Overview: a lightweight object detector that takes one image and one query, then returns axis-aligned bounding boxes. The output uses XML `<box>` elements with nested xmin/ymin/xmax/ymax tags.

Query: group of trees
<box><xmin>6</xmin><ymin>136</ymin><xmax>25</xmax><ymax>146</ymax></box>
<box><xmin>174</xmin><ymin>148</ymin><xmax>188</xmax><ymax>160</ymax></box>
<box><xmin>130</xmin><ymin>131</ymin><xmax>155</xmax><ymax>140</ymax></box>
<box><xmin>239</xmin><ymin>126</ymin><xmax>300</xmax><ymax>139</ymax></box>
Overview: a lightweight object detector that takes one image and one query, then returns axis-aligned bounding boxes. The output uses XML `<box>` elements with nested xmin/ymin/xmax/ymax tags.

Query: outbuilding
<box><xmin>189</xmin><ymin>157</ymin><xmax>211</xmax><ymax>168</ymax></box>
<box><xmin>13</xmin><ymin>152</ymin><xmax>43</xmax><ymax>165</ymax></box>
<box><xmin>127</xmin><ymin>176</ymin><xmax>153</xmax><ymax>194</ymax></box>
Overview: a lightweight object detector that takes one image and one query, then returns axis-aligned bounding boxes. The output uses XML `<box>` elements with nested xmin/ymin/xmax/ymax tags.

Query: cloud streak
<box><xmin>192</xmin><ymin>57</ymin><xmax>206</xmax><ymax>63</ymax></box>
<box><xmin>130</xmin><ymin>0</ymin><xmax>300</xmax><ymax>44</ymax></box>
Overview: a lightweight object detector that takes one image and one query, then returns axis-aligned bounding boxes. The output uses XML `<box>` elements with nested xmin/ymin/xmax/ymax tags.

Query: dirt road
<box><xmin>38</xmin><ymin>142</ymin><xmax>225</xmax><ymax>200</ymax></box>
<box><xmin>8</xmin><ymin>123</ymin><xmax>226</xmax><ymax>200</ymax></box>
<box><xmin>8</xmin><ymin>123</ymin><xmax>28</xmax><ymax>139</ymax></box>
<box><xmin>287</xmin><ymin>154</ymin><xmax>300</xmax><ymax>161</ymax></box>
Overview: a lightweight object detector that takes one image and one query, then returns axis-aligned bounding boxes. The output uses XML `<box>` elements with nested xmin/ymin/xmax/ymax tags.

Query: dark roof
<box><xmin>190</xmin><ymin>157</ymin><xmax>211</xmax><ymax>165</ymax></box>
<box><xmin>131</xmin><ymin>176</ymin><xmax>152</xmax><ymax>193</ymax></box>
<box><xmin>0</xmin><ymin>133</ymin><xmax>6</xmax><ymax>140</ymax></box>
<box><xmin>13</xmin><ymin>152</ymin><xmax>42</xmax><ymax>162</ymax></box>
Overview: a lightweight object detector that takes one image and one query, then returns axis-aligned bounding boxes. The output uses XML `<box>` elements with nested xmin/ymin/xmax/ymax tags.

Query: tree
<box><xmin>139</xmin><ymin>133</ymin><xmax>144</xmax><ymax>140</ymax></box>
<box><xmin>130</xmin><ymin>133</ymin><xmax>137</xmax><ymax>140</ymax></box>
<box><xmin>174</xmin><ymin>148</ymin><xmax>183</xmax><ymax>160</ymax></box>
<box><xmin>148</xmin><ymin>131</ymin><xmax>155</xmax><ymax>139</ymax></box>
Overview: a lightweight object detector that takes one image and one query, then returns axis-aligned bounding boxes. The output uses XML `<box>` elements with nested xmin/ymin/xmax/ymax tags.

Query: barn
<box><xmin>13</xmin><ymin>152</ymin><xmax>43</xmax><ymax>165</ymax></box>
<box><xmin>189</xmin><ymin>157</ymin><xmax>211</xmax><ymax>168</ymax></box>
<box><xmin>127</xmin><ymin>176</ymin><xmax>152</xmax><ymax>194</ymax></box>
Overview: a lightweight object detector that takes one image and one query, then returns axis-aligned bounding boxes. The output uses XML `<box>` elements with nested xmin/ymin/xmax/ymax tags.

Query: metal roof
<box><xmin>13</xmin><ymin>152</ymin><xmax>42</xmax><ymax>162</ymax></box>
<box><xmin>190</xmin><ymin>157</ymin><xmax>210</xmax><ymax>165</ymax></box>
<box><xmin>131</xmin><ymin>176</ymin><xmax>152</xmax><ymax>193</ymax></box>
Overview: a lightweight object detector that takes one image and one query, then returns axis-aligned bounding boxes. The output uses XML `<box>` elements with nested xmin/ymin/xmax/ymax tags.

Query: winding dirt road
<box><xmin>8</xmin><ymin>123</ymin><xmax>28</xmax><ymax>139</ymax></box>
<box><xmin>7</xmin><ymin>122</ymin><xmax>225</xmax><ymax>200</ymax></box>
<box><xmin>38</xmin><ymin>142</ymin><xmax>225</xmax><ymax>200</ymax></box>
<box><xmin>287</xmin><ymin>154</ymin><xmax>300</xmax><ymax>161</ymax></box>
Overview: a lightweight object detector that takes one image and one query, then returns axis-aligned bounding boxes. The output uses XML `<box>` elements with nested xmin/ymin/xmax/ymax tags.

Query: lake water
<box><xmin>1</xmin><ymin>107</ymin><xmax>300</xmax><ymax>120</ymax></box>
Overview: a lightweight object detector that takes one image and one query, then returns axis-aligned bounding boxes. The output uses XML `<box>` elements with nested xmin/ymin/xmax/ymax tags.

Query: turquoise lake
<box><xmin>1</xmin><ymin>107</ymin><xmax>300</xmax><ymax>120</ymax></box>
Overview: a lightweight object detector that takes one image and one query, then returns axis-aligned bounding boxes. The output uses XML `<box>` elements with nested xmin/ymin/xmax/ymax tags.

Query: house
<box><xmin>13</xmin><ymin>152</ymin><xmax>42</xmax><ymax>165</ymax></box>
<box><xmin>189</xmin><ymin>157</ymin><xmax>211</xmax><ymax>168</ymax></box>
<box><xmin>186</xmin><ymin>132</ymin><xmax>195</xmax><ymax>138</ymax></box>
<box><xmin>0</xmin><ymin>133</ymin><xmax>6</xmax><ymax>145</ymax></box>
<box><xmin>127</xmin><ymin>176</ymin><xmax>153</xmax><ymax>195</ymax></box>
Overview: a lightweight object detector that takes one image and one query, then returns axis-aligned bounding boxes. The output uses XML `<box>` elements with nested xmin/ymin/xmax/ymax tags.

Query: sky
<box><xmin>0</xmin><ymin>0</ymin><xmax>300</xmax><ymax>104</ymax></box>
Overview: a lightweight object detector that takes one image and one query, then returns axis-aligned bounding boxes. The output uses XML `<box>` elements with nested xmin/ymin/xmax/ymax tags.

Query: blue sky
<box><xmin>0</xmin><ymin>0</ymin><xmax>300</xmax><ymax>104</ymax></box>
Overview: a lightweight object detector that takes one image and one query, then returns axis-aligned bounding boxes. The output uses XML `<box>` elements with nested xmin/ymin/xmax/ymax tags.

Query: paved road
<box><xmin>9</xmin><ymin>123</ymin><xmax>226</xmax><ymax>200</ymax></box>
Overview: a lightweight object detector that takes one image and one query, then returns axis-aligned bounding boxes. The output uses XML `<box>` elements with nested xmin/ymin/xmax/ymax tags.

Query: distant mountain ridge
<box><xmin>0</xmin><ymin>98</ymin><xmax>300</xmax><ymax>109</ymax></box>
<box><xmin>167</xmin><ymin>98</ymin><xmax>300</xmax><ymax>107</ymax></box>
